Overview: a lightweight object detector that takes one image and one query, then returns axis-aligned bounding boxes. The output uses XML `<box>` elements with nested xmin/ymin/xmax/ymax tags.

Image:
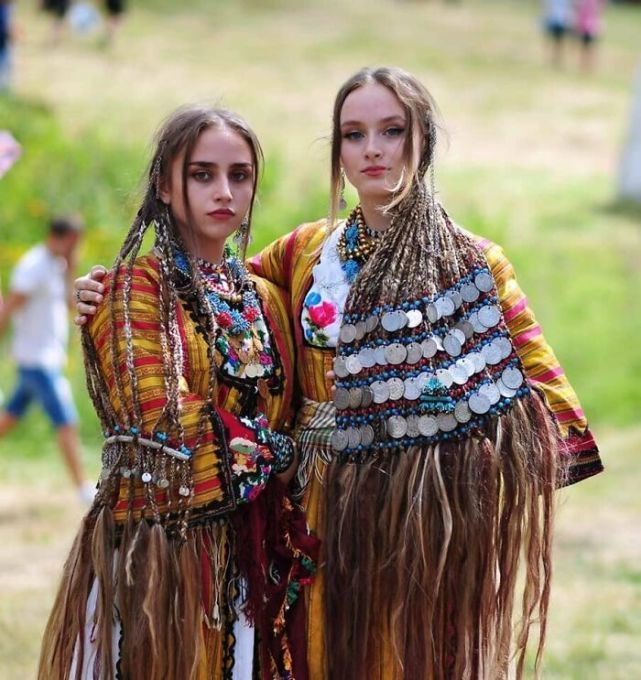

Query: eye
<box><xmin>384</xmin><ymin>127</ymin><xmax>405</xmax><ymax>137</ymax></box>
<box><xmin>192</xmin><ymin>170</ymin><xmax>211</xmax><ymax>182</ymax></box>
<box><xmin>342</xmin><ymin>130</ymin><xmax>364</xmax><ymax>141</ymax></box>
<box><xmin>230</xmin><ymin>170</ymin><xmax>251</xmax><ymax>182</ymax></box>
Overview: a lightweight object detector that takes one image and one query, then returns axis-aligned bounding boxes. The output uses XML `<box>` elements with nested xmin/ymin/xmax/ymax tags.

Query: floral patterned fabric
<box><xmin>301</xmin><ymin>223</ymin><xmax>348</xmax><ymax>348</ymax></box>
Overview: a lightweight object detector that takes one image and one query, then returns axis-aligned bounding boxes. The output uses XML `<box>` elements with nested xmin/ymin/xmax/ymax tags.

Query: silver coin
<box><xmin>426</xmin><ymin>303</ymin><xmax>440</xmax><ymax>324</ymax></box>
<box><xmin>454</xmin><ymin>400</ymin><xmax>472</xmax><ymax>423</ymax></box>
<box><xmin>469</xmin><ymin>392</ymin><xmax>491</xmax><ymax>415</ymax></box>
<box><xmin>382</xmin><ymin>311</ymin><xmax>400</xmax><ymax>332</ymax></box>
<box><xmin>434</xmin><ymin>334</ymin><xmax>445</xmax><ymax>352</ymax></box>
<box><xmin>494</xmin><ymin>336</ymin><xmax>513</xmax><ymax>360</ymax></box>
<box><xmin>478</xmin><ymin>305</ymin><xmax>501</xmax><ymax>329</ymax></box>
<box><xmin>479</xmin><ymin>382</ymin><xmax>501</xmax><ymax>405</ymax></box>
<box><xmin>456</xmin><ymin>320</ymin><xmax>475</xmax><ymax>340</ymax></box>
<box><xmin>446</xmin><ymin>289</ymin><xmax>464</xmax><ymax>309</ymax></box>
<box><xmin>436</xmin><ymin>368</ymin><xmax>454</xmax><ymax>388</ymax></box>
<box><xmin>331</xmin><ymin>429</ymin><xmax>349</xmax><ymax>452</ymax></box>
<box><xmin>481</xmin><ymin>343</ymin><xmax>502</xmax><ymax>366</ymax></box>
<box><xmin>365</xmin><ymin>315</ymin><xmax>379</xmax><ymax>333</ymax></box>
<box><xmin>360</xmin><ymin>385</ymin><xmax>374</xmax><ymax>408</ymax></box>
<box><xmin>416</xmin><ymin>371</ymin><xmax>433</xmax><ymax>389</ymax></box>
<box><xmin>457</xmin><ymin>356</ymin><xmax>476</xmax><ymax>378</ymax></box>
<box><xmin>471</xmin><ymin>351</ymin><xmax>486</xmax><ymax>373</ymax></box>
<box><xmin>469</xmin><ymin>312</ymin><xmax>488</xmax><ymax>335</ymax></box>
<box><xmin>339</xmin><ymin>324</ymin><xmax>357</xmax><ymax>344</ymax></box>
<box><xmin>404</xmin><ymin>377</ymin><xmax>422</xmax><ymax>401</ymax></box>
<box><xmin>395</xmin><ymin>310</ymin><xmax>409</xmax><ymax>329</ymax></box>
<box><xmin>406</xmin><ymin>414</ymin><xmax>421</xmax><ymax>438</ymax></box>
<box><xmin>354</xmin><ymin>320</ymin><xmax>367</xmax><ymax>341</ymax></box>
<box><xmin>451</xmin><ymin>328</ymin><xmax>466</xmax><ymax>345</ymax></box>
<box><xmin>421</xmin><ymin>337</ymin><xmax>438</xmax><ymax>359</ymax></box>
<box><xmin>496</xmin><ymin>378</ymin><xmax>517</xmax><ymax>398</ymax></box>
<box><xmin>245</xmin><ymin>363</ymin><xmax>259</xmax><ymax>379</ymax></box>
<box><xmin>345</xmin><ymin>354</ymin><xmax>363</xmax><ymax>375</ymax></box>
<box><xmin>360</xmin><ymin>424</ymin><xmax>375</xmax><ymax>447</ymax></box>
<box><xmin>443</xmin><ymin>333</ymin><xmax>462</xmax><ymax>357</ymax></box>
<box><xmin>387</xmin><ymin>415</ymin><xmax>408</xmax><ymax>439</ymax></box>
<box><xmin>358</xmin><ymin>346</ymin><xmax>377</xmax><ymax>369</ymax></box>
<box><xmin>387</xmin><ymin>377</ymin><xmax>405</xmax><ymax>400</ymax></box>
<box><xmin>142</xmin><ymin>471</ymin><xmax>153</xmax><ymax>484</ymax></box>
<box><xmin>475</xmin><ymin>271</ymin><xmax>494</xmax><ymax>293</ymax></box>
<box><xmin>435</xmin><ymin>296</ymin><xmax>455</xmax><ymax>317</ymax></box>
<box><xmin>348</xmin><ymin>387</ymin><xmax>363</xmax><ymax>409</ymax></box>
<box><xmin>460</xmin><ymin>282</ymin><xmax>480</xmax><ymax>303</ymax></box>
<box><xmin>406</xmin><ymin>342</ymin><xmax>423</xmax><ymax>365</ymax></box>
<box><xmin>178</xmin><ymin>485</ymin><xmax>191</xmax><ymax>497</ymax></box>
<box><xmin>437</xmin><ymin>413</ymin><xmax>458</xmax><ymax>432</ymax></box>
<box><xmin>502</xmin><ymin>366</ymin><xmax>524</xmax><ymax>390</ymax></box>
<box><xmin>157</xmin><ymin>478</ymin><xmax>170</xmax><ymax>489</ymax></box>
<box><xmin>375</xmin><ymin>346</ymin><xmax>388</xmax><ymax>366</ymax></box>
<box><xmin>406</xmin><ymin>309</ymin><xmax>423</xmax><ymax>328</ymax></box>
<box><xmin>386</xmin><ymin>343</ymin><xmax>407</xmax><ymax>365</ymax></box>
<box><xmin>347</xmin><ymin>427</ymin><xmax>362</xmax><ymax>448</ymax></box>
<box><xmin>418</xmin><ymin>414</ymin><xmax>439</xmax><ymax>437</ymax></box>
<box><xmin>449</xmin><ymin>363</ymin><xmax>468</xmax><ymax>385</ymax></box>
<box><xmin>334</xmin><ymin>387</ymin><xmax>350</xmax><ymax>410</ymax></box>
<box><xmin>333</xmin><ymin>356</ymin><xmax>349</xmax><ymax>379</ymax></box>
<box><xmin>371</xmin><ymin>380</ymin><xmax>390</xmax><ymax>404</ymax></box>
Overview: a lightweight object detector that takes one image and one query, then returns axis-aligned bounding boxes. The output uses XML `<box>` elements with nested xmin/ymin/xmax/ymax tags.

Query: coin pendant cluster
<box><xmin>331</xmin><ymin>265</ymin><xmax>530</xmax><ymax>459</ymax></box>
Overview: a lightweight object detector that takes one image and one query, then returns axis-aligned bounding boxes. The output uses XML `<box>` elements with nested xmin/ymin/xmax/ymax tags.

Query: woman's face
<box><xmin>339</xmin><ymin>82</ymin><xmax>419</xmax><ymax>207</ymax></box>
<box><xmin>160</xmin><ymin>124</ymin><xmax>255</xmax><ymax>259</ymax></box>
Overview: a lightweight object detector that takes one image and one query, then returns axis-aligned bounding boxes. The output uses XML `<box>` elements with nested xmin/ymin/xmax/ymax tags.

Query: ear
<box><xmin>158</xmin><ymin>178</ymin><xmax>171</xmax><ymax>205</ymax></box>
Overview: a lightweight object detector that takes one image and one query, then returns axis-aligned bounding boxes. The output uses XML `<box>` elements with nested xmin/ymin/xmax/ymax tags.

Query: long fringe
<box><xmin>324</xmin><ymin>389</ymin><xmax>566</xmax><ymax>680</ymax></box>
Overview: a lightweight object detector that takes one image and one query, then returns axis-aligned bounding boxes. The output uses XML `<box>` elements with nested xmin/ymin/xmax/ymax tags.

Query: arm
<box><xmin>484</xmin><ymin>240</ymin><xmax>603</xmax><ymax>485</ymax></box>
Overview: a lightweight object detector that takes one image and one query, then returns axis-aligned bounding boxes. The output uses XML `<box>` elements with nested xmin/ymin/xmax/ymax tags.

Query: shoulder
<box><xmin>282</xmin><ymin>218</ymin><xmax>329</xmax><ymax>254</ymax></box>
<box><xmin>456</xmin><ymin>226</ymin><xmax>512</xmax><ymax>279</ymax></box>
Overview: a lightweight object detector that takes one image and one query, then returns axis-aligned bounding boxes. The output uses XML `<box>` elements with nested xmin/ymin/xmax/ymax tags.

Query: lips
<box><xmin>362</xmin><ymin>166</ymin><xmax>387</xmax><ymax>177</ymax></box>
<box><xmin>208</xmin><ymin>209</ymin><xmax>235</xmax><ymax>219</ymax></box>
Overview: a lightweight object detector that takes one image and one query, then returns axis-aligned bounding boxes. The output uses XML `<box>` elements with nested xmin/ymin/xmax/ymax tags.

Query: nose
<box><xmin>364</xmin><ymin>134</ymin><xmax>382</xmax><ymax>160</ymax></box>
<box><xmin>214</xmin><ymin>175</ymin><xmax>233</xmax><ymax>204</ymax></box>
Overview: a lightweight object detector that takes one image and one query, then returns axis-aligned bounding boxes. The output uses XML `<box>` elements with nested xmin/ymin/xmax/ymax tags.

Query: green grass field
<box><xmin>0</xmin><ymin>0</ymin><xmax>640</xmax><ymax>677</ymax></box>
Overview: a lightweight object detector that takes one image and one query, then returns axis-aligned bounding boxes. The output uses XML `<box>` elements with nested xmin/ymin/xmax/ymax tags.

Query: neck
<box><xmin>359</xmin><ymin>199</ymin><xmax>391</xmax><ymax>232</ymax></box>
<box><xmin>183</xmin><ymin>239</ymin><xmax>226</xmax><ymax>266</ymax></box>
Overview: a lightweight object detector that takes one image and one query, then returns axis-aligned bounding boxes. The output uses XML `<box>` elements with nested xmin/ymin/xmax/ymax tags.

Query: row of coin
<box><xmin>339</xmin><ymin>268</ymin><xmax>496</xmax><ymax>345</ymax></box>
<box><xmin>331</xmin><ymin>369</ymin><xmax>527</xmax><ymax>452</ymax></box>
<box><xmin>334</xmin><ymin>335</ymin><xmax>516</xmax><ymax>406</ymax></box>
<box><xmin>335</xmin><ymin>305</ymin><xmax>504</xmax><ymax>378</ymax></box>
<box><xmin>334</xmin><ymin>364</ymin><xmax>525</xmax><ymax>412</ymax></box>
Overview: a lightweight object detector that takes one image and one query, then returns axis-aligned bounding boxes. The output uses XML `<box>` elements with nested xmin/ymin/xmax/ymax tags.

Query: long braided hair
<box><xmin>323</xmin><ymin>67</ymin><xmax>565</xmax><ymax>679</ymax></box>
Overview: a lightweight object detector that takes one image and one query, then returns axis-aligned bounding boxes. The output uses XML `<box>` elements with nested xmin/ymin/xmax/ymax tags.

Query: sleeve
<box><xmin>88</xmin><ymin>258</ymin><xmax>293</xmax><ymax>511</ymax></box>
<box><xmin>10</xmin><ymin>253</ymin><xmax>44</xmax><ymax>296</ymax></box>
<box><xmin>483</xmin><ymin>241</ymin><xmax>604</xmax><ymax>486</ymax></box>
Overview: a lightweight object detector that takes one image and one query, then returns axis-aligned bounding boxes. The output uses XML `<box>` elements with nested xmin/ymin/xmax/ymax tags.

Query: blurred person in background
<box><xmin>0</xmin><ymin>0</ymin><xmax>13</xmax><ymax>91</ymax></box>
<box><xmin>103</xmin><ymin>0</ymin><xmax>126</xmax><ymax>44</ymax></box>
<box><xmin>41</xmin><ymin>0</ymin><xmax>70</xmax><ymax>45</ymax></box>
<box><xmin>542</xmin><ymin>0</ymin><xmax>573</xmax><ymax>67</ymax></box>
<box><xmin>576</xmin><ymin>0</ymin><xmax>607</xmax><ymax>72</ymax></box>
<box><xmin>0</xmin><ymin>215</ymin><xmax>95</xmax><ymax>504</ymax></box>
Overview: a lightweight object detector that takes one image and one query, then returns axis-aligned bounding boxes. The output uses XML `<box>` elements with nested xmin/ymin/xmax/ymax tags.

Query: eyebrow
<box><xmin>340</xmin><ymin>115</ymin><xmax>406</xmax><ymax>127</ymax></box>
<box><xmin>188</xmin><ymin>161</ymin><xmax>253</xmax><ymax>168</ymax></box>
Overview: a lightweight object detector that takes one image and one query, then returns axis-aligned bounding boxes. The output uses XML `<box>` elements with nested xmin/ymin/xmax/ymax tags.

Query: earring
<box><xmin>339</xmin><ymin>170</ymin><xmax>347</xmax><ymax>211</ymax></box>
<box><xmin>233</xmin><ymin>217</ymin><xmax>251</xmax><ymax>256</ymax></box>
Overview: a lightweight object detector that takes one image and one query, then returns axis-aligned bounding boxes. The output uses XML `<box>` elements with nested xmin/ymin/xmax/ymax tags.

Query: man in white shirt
<box><xmin>0</xmin><ymin>215</ymin><xmax>94</xmax><ymax>503</ymax></box>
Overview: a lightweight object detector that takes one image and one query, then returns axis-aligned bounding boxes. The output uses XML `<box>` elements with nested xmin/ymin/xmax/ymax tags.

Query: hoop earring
<box><xmin>339</xmin><ymin>170</ymin><xmax>347</xmax><ymax>211</ymax></box>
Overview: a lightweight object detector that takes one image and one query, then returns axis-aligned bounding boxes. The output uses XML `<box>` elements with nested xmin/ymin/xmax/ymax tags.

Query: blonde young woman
<box><xmin>76</xmin><ymin>67</ymin><xmax>603</xmax><ymax>679</ymax></box>
<box><xmin>41</xmin><ymin>106</ymin><xmax>316</xmax><ymax>680</ymax></box>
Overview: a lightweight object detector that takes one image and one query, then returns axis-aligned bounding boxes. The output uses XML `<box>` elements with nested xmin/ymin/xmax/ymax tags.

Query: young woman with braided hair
<box><xmin>39</xmin><ymin>105</ymin><xmax>317</xmax><ymax>680</ymax></box>
<box><xmin>76</xmin><ymin>67</ymin><xmax>603</xmax><ymax>678</ymax></box>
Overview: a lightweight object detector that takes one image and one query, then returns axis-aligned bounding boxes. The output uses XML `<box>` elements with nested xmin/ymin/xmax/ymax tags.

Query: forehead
<box><xmin>186</xmin><ymin>124</ymin><xmax>253</xmax><ymax>164</ymax></box>
<box><xmin>340</xmin><ymin>82</ymin><xmax>405</xmax><ymax>125</ymax></box>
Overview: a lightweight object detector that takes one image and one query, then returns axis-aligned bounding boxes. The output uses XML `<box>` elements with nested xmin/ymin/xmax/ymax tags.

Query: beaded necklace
<box><xmin>174</xmin><ymin>249</ymin><xmax>275</xmax><ymax>379</ymax></box>
<box><xmin>336</xmin><ymin>206</ymin><xmax>382</xmax><ymax>283</ymax></box>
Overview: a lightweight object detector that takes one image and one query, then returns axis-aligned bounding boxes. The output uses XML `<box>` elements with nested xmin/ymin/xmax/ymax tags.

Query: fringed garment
<box><xmin>39</xmin><ymin>254</ymin><xmax>317</xmax><ymax>680</ymax></box>
<box><xmin>248</xmin><ymin>219</ymin><xmax>603</xmax><ymax>679</ymax></box>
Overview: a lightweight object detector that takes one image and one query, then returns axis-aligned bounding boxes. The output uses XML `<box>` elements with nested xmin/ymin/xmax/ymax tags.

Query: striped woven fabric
<box><xmin>89</xmin><ymin>253</ymin><xmax>296</xmax><ymax>522</ymax></box>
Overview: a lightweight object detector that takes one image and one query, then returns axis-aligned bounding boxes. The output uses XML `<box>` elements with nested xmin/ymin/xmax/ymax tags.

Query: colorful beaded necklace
<box><xmin>336</xmin><ymin>206</ymin><xmax>382</xmax><ymax>283</ymax></box>
<box><xmin>174</xmin><ymin>248</ymin><xmax>275</xmax><ymax>379</ymax></box>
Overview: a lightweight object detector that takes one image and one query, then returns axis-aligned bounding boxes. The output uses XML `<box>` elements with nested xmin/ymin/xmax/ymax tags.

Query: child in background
<box><xmin>576</xmin><ymin>0</ymin><xmax>607</xmax><ymax>72</ymax></box>
<box><xmin>542</xmin><ymin>0</ymin><xmax>573</xmax><ymax>67</ymax></box>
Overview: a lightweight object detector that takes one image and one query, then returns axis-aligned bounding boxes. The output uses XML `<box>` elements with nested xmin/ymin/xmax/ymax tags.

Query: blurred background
<box><xmin>0</xmin><ymin>0</ymin><xmax>640</xmax><ymax>677</ymax></box>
